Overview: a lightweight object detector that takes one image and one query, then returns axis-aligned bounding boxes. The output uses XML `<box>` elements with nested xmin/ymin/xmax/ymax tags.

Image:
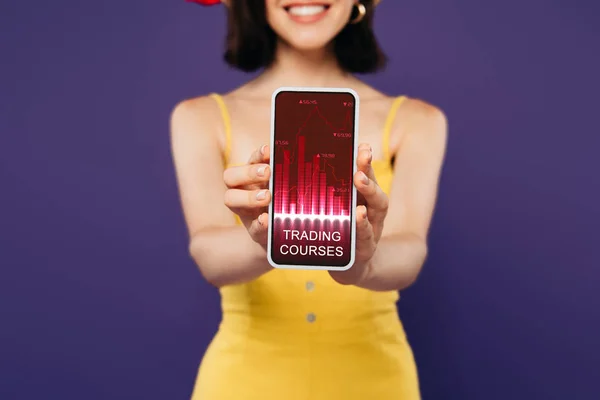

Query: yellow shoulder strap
<box><xmin>382</xmin><ymin>96</ymin><xmax>407</xmax><ymax>161</ymax></box>
<box><xmin>209</xmin><ymin>93</ymin><xmax>232</xmax><ymax>165</ymax></box>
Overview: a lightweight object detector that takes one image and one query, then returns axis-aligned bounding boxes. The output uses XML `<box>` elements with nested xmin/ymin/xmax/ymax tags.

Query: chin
<box><xmin>283</xmin><ymin>33</ymin><xmax>334</xmax><ymax>52</ymax></box>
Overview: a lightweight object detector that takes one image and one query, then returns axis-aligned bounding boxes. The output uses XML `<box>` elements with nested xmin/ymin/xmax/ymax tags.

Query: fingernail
<box><xmin>360</xmin><ymin>172</ymin><xmax>369</xmax><ymax>185</ymax></box>
<box><xmin>260</xmin><ymin>145</ymin><xmax>267</xmax><ymax>155</ymax></box>
<box><xmin>368</xmin><ymin>149</ymin><xmax>373</xmax><ymax>164</ymax></box>
<box><xmin>258</xmin><ymin>214</ymin><xmax>263</xmax><ymax>225</ymax></box>
<box><xmin>256</xmin><ymin>190</ymin><xmax>267</xmax><ymax>200</ymax></box>
<box><xmin>257</xmin><ymin>166</ymin><xmax>266</xmax><ymax>176</ymax></box>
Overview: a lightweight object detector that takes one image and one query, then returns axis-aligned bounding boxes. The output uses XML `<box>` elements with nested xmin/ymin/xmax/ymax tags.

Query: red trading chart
<box><xmin>268</xmin><ymin>88</ymin><xmax>357</xmax><ymax>269</ymax></box>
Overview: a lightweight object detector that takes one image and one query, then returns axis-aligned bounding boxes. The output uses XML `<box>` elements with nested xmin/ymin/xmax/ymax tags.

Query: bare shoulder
<box><xmin>170</xmin><ymin>95</ymin><xmax>223</xmax><ymax>143</ymax></box>
<box><xmin>385</xmin><ymin>96</ymin><xmax>448</xmax><ymax>160</ymax></box>
<box><xmin>401</xmin><ymin>97</ymin><xmax>447</xmax><ymax>134</ymax></box>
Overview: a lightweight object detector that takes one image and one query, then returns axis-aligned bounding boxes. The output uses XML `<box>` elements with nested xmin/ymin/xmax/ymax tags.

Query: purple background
<box><xmin>1</xmin><ymin>1</ymin><xmax>599</xmax><ymax>399</ymax></box>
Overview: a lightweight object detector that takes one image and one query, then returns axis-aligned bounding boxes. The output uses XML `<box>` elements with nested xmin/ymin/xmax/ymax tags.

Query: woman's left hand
<box><xmin>329</xmin><ymin>143</ymin><xmax>389</xmax><ymax>285</ymax></box>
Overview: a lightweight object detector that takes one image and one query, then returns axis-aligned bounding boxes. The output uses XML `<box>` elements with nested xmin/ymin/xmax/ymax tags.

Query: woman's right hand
<box><xmin>223</xmin><ymin>144</ymin><xmax>271</xmax><ymax>249</ymax></box>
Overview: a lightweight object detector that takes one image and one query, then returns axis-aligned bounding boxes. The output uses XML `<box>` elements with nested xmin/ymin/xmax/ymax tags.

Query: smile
<box><xmin>284</xmin><ymin>3</ymin><xmax>330</xmax><ymax>23</ymax></box>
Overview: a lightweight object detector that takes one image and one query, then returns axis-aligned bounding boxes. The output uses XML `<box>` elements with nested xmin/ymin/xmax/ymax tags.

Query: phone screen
<box><xmin>268</xmin><ymin>88</ymin><xmax>357</xmax><ymax>269</ymax></box>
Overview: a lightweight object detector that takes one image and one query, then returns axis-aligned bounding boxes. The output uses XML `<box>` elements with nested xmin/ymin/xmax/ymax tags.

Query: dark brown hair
<box><xmin>224</xmin><ymin>0</ymin><xmax>387</xmax><ymax>73</ymax></box>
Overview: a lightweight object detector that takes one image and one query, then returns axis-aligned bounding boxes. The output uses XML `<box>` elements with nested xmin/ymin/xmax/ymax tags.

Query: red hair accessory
<box><xmin>186</xmin><ymin>0</ymin><xmax>221</xmax><ymax>5</ymax></box>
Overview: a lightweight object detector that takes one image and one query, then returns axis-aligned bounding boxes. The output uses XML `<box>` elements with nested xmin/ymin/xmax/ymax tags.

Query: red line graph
<box><xmin>273</xmin><ymin>105</ymin><xmax>353</xmax><ymax>219</ymax></box>
<box><xmin>278</xmin><ymin>106</ymin><xmax>353</xmax><ymax>165</ymax></box>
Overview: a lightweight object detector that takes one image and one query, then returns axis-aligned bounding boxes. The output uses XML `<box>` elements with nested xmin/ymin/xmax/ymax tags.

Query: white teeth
<box><xmin>288</xmin><ymin>5</ymin><xmax>326</xmax><ymax>16</ymax></box>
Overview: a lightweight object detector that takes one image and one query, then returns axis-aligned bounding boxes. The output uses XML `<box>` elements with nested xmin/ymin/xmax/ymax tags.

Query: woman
<box><xmin>171</xmin><ymin>0</ymin><xmax>447</xmax><ymax>398</ymax></box>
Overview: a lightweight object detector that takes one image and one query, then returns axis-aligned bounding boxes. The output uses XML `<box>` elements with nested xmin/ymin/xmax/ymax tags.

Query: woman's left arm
<box><xmin>331</xmin><ymin>100</ymin><xmax>448</xmax><ymax>291</ymax></box>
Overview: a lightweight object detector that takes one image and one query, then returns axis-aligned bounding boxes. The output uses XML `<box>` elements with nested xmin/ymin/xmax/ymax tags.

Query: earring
<box><xmin>350</xmin><ymin>2</ymin><xmax>366</xmax><ymax>24</ymax></box>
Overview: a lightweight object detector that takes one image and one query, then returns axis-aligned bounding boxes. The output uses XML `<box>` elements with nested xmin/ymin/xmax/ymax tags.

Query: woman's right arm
<box><xmin>170</xmin><ymin>98</ymin><xmax>272</xmax><ymax>287</ymax></box>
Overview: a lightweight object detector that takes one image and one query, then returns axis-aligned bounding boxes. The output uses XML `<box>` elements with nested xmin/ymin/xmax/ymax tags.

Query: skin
<box><xmin>171</xmin><ymin>0</ymin><xmax>448</xmax><ymax>290</ymax></box>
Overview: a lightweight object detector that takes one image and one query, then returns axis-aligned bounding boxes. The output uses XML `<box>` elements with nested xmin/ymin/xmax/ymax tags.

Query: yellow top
<box><xmin>192</xmin><ymin>94</ymin><xmax>420</xmax><ymax>400</ymax></box>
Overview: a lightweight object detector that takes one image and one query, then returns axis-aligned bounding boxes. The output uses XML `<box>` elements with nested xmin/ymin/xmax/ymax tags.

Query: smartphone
<box><xmin>267</xmin><ymin>87</ymin><xmax>358</xmax><ymax>271</ymax></box>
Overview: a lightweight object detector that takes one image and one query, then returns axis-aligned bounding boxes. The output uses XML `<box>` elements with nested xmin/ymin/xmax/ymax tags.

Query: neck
<box><xmin>250</xmin><ymin>41</ymin><xmax>356</xmax><ymax>94</ymax></box>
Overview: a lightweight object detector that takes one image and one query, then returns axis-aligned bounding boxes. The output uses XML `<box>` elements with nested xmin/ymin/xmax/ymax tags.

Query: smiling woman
<box><xmin>209</xmin><ymin>0</ymin><xmax>387</xmax><ymax>72</ymax></box>
<box><xmin>172</xmin><ymin>1</ymin><xmax>447</xmax><ymax>399</ymax></box>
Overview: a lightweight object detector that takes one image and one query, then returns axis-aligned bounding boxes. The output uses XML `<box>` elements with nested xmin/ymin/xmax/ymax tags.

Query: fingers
<box><xmin>355</xmin><ymin>205</ymin><xmax>376</xmax><ymax>260</ymax></box>
<box><xmin>223</xmin><ymin>144</ymin><xmax>271</xmax><ymax>188</ymax></box>
<box><xmin>224</xmin><ymin>163</ymin><xmax>270</xmax><ymax>188</ymax></box>
<box><xmin>356</xmin><ymin>143</ymin><xmax>377</xmax><ymax>183</ymax></box>
<box><xmin>248</xmin><ymin>144</ymin><xmax>270</xmax><ymax>165</ymax></box>
<box><xmin>354</xmin><ymin>170</ymin><xmax>388</xmax><ymax>221</ymax></box>
<box><xmin>354</xmin><ymin>142</ymin><xmax>388</xmax><ymax>236</ymax></box>
<box><xmin>224</xmin><ymin>188</ymin><xmax>271</xmax><ymax>212</ymax></box>
<box><xmin>248</xmin><ymin>212</ymin><xmax>269</xmax><ymax>245</ymax></box>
